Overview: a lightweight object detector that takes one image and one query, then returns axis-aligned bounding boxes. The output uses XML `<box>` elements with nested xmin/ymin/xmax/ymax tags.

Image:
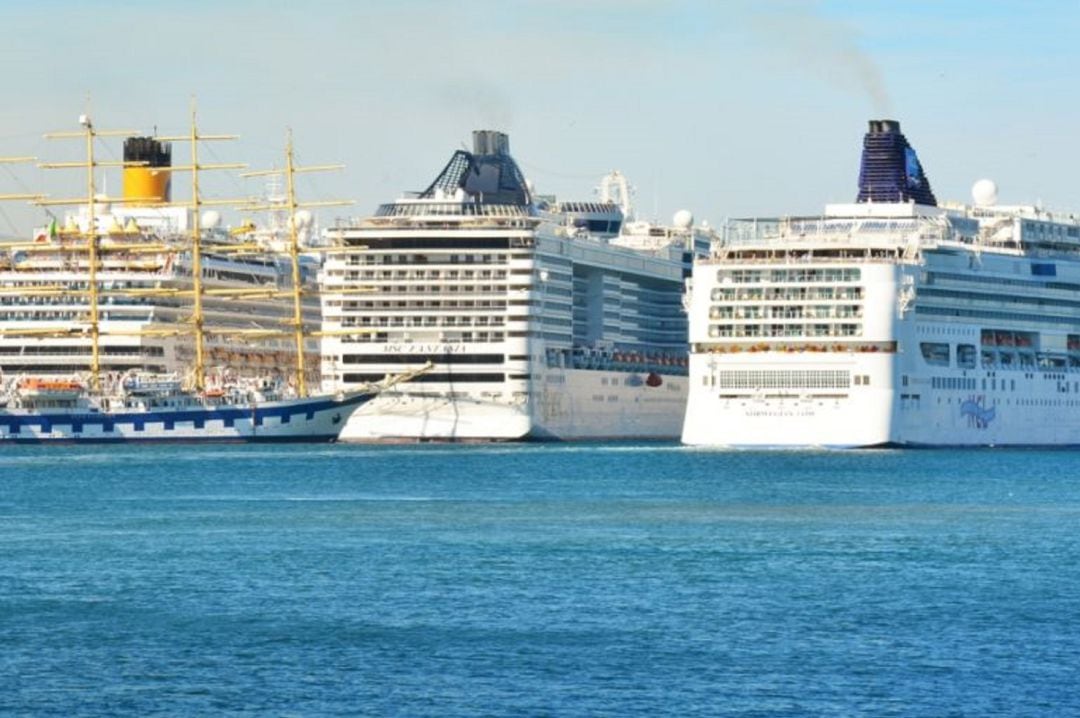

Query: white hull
<box><xmin>682</xmin><ymin>352</ymin><xmax>895</xmax><ymax>448</ymax></box>
<box><xmin>683</xmin><ymin>339</ymin><xmax>1080</xmax><ymax>448</ymax></box>
<box><xmin>339</xmin><ymin>368</ymin><xmax>687</xmax><ymax>441</ymax></box>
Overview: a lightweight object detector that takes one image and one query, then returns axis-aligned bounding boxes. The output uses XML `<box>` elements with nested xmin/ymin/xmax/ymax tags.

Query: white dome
<box><xmin>972</xmin><ymin>179</ymin><xmax>998</xmax><ymax>207</ymax></box>
<box><xmin>201</xmin><ymin>210</ymin><xmax>222</xmax><ymax>228</ymax></box>
<box><xmin>673</xmin><ymin>209</ymin><xmax>694</xmax><ymax>229</ymax></box>
<box><xmin>293</xmin><ymin>209</ymin><xmax>313</xmax><ymax>229</ymax></box>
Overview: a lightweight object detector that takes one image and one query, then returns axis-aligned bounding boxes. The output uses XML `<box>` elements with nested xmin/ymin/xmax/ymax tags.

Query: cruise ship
<box><xmin>0</xmin><ymin>135</ymin><xmax>322</xmax><ymax>387</ymax></box>
<box><xmin>683</xmin><ymin>119</ymin><xmax>1080</xmax><ymax>447</ymax></box>
<box><xmin>319</xmin><ymin>130</ymin><xmax>712</xmax><ymax>440</ymax></box>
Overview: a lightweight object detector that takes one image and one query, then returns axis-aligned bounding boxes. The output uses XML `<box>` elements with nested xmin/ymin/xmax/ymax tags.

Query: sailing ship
<box><xmin>0</xmin><ymin>110</ymin><xmax>413</xmax><ymax>442</ymax></box>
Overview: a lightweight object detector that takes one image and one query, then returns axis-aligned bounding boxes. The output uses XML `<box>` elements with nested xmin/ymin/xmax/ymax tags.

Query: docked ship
<box><xmin>0</xmin><ymin>114</ymin><xmax>401</xmax><ymax>442</ymax></box>
<box><xmin>319</xmin><ymin>130</ymin><xmax>712</xmax><ymax>440</ymax></box>
<box><xmin>683</xmin><ymin>119</ymin><xmax>1080</xmax><ymax>447</ymax></box>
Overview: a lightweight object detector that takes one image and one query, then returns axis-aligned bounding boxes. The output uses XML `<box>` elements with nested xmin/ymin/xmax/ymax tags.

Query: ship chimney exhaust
<box><xmin>122</xmin><ymin>136</ymin><xmax>172</xmax><ymax>205</ymax></box>
<box><xmin>856</xmin><ymin>119</ymin><xmax>936</xmax><ymax>206</ymax></box>
<box><xmin>472</xmin><ymin>130</ymin><xmax>510</xmax><ymax>156</ymax></box>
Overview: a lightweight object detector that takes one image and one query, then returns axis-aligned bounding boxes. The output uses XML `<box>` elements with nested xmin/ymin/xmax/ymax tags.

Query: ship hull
<box><xmin>0</xmin><ymin>391</ymin><xmax>372</xmax><ymax>443</ymax></box>
<box><xmin>338</xmin><ymin>368</ymin><xmax>687</xmax><ymax>442</ymax></box>
<box><xmin>681</xmin><ymin>352</ymin><xmax>895</xmax><ymax>448</ymax></box>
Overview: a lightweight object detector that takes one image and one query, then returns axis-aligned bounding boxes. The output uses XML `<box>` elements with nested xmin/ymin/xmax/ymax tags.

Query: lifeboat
<box><xmin>17</xmin><ymin>377</ymin><xmax>84</xmax><ymax>399</ymax></box>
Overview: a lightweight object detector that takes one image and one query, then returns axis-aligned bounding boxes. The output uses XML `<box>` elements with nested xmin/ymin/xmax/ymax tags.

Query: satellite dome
<box><xmin>293</xmin><ymin>209</ymin><xmax>313</xmax><ymax>229</ymax></box>
<box><xmin>972</xmin><ymin>179</ymin><xmax>998</xmax><ymax>207</ymax></box>
<box><xmin>201</xmin><ymin>210</ymin><xmax>222</xmax><ymax>228</ymax></box>
<box><xmin>673</xmin><ymin>209</ymin><xmax>693</xmax><ymax>229</ymax></box>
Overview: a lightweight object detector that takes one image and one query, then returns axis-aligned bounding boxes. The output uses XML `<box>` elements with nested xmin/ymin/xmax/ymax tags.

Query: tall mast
<box><xmin>284</xmin><ymin>131</ymin><xmax>306</xmax><ymax>395</ymax></box>
<box><xmin>189</xmin><ymin>104</ymin><xmax>207</xmax><ymax>390</ymax></box>
<box><xmin>84</xmin><ymin>118</ymin><xmax>101</xmax><ymax>391</ymax></box>
<box><xmin>36</xmin><ymin>116</ymin><xmax>139</xmax><ymax>392</ymax></box>
<box><xmin>242</xmin><ymin>131</ymin><xmax>349</xmax><ymax>397</ymax></box>
<box><xmin>155</xmin><ymin>101</ymin><xmax>244</xmax><ymax>391</ymax></box>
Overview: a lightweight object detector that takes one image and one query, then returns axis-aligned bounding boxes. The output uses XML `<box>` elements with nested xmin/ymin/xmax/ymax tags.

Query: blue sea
<box><xmin>2</xmin><ymin>444</ymin><xmax>1079</xmax><ymax>717</ymax></box>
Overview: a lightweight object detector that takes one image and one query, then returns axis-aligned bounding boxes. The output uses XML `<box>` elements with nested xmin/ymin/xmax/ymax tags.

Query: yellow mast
<box><xmin>188</xmin><ymin>105</ymin><xmax>206</xmax><ymax>391</ymax></box>
<box><xmin>35</xmin><ymin>117</ymin><xmax>139</xmax><ymax>392</ymax></box>
<box><xmin>155</xmin><ymin>101</ymin><xmax>244</xmax><ymax>391</ymax></box>
<box><xmin>284</xmin><ymin>131</ymin><xmax>306</xmax><ymax>395</ymax></box>
<box><xmin>241</xmin><ymin>130</ymin><xmax>350</xmax><ymax>397</ymax></box>
<box><xmin>84</xmin><ymin>118</ymin><xmax>101</xmax><ymax>391</ymax></box>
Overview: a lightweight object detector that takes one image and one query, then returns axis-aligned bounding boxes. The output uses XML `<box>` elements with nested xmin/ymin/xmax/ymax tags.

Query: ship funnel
<box><xmin>472</xmin><ymin>130</ymin><xmax>510</xmax><ymax>156</ymax></box>
<box><xmin>856</xmin><ymin>119</ymin><xmax>936</xmax><ymax>206</ymax></box>
<box><xmin>420</xmin><ymin>130</ymin><xmax>531</xmax><ymax>206</ymax></box>
<box><xmin>122</xmin><ymin>136</ymin><xmax>172</xmax><ymax>205</ymax></box>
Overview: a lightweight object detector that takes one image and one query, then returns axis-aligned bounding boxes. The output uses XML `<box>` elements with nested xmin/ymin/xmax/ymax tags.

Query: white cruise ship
<box><xmin>683</xmin><ymin>119</ymin><xmax>1080</xmax><ymax>447</ymax></box>
<box><xmin>319</xmin><ymin>130</ymin><xmax>711</xmax><ymax>440</ymax></box>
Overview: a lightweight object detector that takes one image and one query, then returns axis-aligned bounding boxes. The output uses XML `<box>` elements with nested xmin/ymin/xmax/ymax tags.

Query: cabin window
<box><xmin>920</xmin><ymin>342</ymin><xmax>950</xmax><ymax>367</ymax></box>
<box><xmin>957</xmin><ymin>344</ymin><xmax>976</xmax><ymax>369</ymax></box>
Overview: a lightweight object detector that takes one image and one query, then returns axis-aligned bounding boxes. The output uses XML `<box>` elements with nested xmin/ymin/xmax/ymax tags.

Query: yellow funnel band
<box><xmin>122</xmin><ymin>167</ymin><xmax>171</xmax><ymax>205</ymax></box>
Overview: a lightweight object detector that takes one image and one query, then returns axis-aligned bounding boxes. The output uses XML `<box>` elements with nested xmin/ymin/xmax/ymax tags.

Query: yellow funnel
<box><xmin>122</xmin><ymin>136</ymin><xmax>172</xmax><ymax>205</ymax></box>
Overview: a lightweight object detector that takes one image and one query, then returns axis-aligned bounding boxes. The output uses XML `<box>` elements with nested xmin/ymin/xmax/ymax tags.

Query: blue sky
<box><xmin>2</xmin><ymin>0</ymin><xmax>1080</xmax><ymax>235</ymax></box>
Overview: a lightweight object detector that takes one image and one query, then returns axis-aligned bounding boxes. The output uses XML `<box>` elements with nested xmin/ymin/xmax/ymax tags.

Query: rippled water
<box><xmin>2</xmin><ymin>444</ymin><xmax>1078</xmax><ymax>716</ymax></box>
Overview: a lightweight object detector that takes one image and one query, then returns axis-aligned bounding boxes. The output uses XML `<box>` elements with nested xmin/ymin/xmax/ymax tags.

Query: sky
<box><xmin>2</xmin><ymin>0</ymin><xmax>1080</xmax><ymax>236</ymax></box>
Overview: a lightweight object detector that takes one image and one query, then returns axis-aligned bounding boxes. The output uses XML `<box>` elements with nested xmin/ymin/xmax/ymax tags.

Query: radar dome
<box><xmin>293</xmin><ymin>209</ymin><xmax>313</xmax><ymax>229</ymax></box>
<box><xmin>972</xmin><ymin>179</ymin><xmax>998</xmax><ymax>207</ymax></box>
<box><xmin>673</xmin><ymin>209</ymin><xmax>694</xmax><ymax>229</ymax></box>
<box><xmin>201</xmin><ymin>210</ymin><xmax>222</xmax><ymax>228</ymax></box>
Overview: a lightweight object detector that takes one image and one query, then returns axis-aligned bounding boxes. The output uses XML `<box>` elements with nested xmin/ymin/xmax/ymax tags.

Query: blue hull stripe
<box><xmin>0</xmin><ymin>391</ymin><xmax>373</xmax><ymax>434</ymax></box>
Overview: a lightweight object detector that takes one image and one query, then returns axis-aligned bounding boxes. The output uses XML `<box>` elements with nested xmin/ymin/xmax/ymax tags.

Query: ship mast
<box><xmin>155</xmin><ymin>102</ymin><xmax>245</xmax><ymax>391</ymax></box>
<box><xmin>36</xmin><ymin>117</ymin><xmax>140</xmax><ymax>392</ymax></box>
<box><xmin>241</xmin><ymin>130</ymin><xmax>349</xmax><ymax>397</ymax></box>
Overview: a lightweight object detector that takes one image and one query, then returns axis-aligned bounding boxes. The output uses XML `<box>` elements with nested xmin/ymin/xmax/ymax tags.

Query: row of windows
<box><xmin>708</xmin><ymin>323</ymin><xmax>862</xmax><ymax>338</ymax></box>
<box><xmin>341</xmin><ymin>252</ymin><xmax>526</xmax><ymax>266</ymax></box>
<box><xmin>341</xmin><ymin>316</ymin><xmax>513</xmax><ymax>328</ymax></box>
<box><xmin>704</xmin><ymin>369</ymin><xmax>850</xmax><ymax>390</ymax></box>
<box><xmin>711</xmin><ymin>286</ymin><xmax>864</xmax><ymax>302</ymax></box>
<box><xmin>710</xmin><ymin>304</ymin><xmax>862</xmax><ymax>320</ymax></box>
<box><xmin>336</xmin><ymin>284</ymin><xmax>513</xmax><ymax>296</ymax></box>
<box><xmin>922</xmin><ymin>375</ymin><xmax>1080</xmax><ymax>393</ymax></box>
<box><xmin>343</xmin><ymin>372</ymin><xmax>508</xmax><ymax>384</ymax></box>
<box><xmin>930</xmin><ymin>270</ymin><xmax>1080</xmax><ymax>296</ymax></box>
<box><xmin>0</xmin><ymin>346</ymin><xmax>164</xmax><ymax>357</ymax></box>
<box><xmin>338</xmin><ymin>300</ymin><xmax>509</xmax><ymax>311</ymax></box>
<box><xmin>931</xmin><ymin>376</ymin><xmax>978</xmax><ymax>391</ymax></box>
<box><xmin>340</xmin><ymin>332</ymin><xmax>506</xmax><ymax>344</ymax></box>
<box><xmin>915</xmin><ymin>305</ymin><xmax>1080</xmax><ymax>330</ymax></box>
<box><xmin>335</xmin><ymin>269</ymin><xmax>509</xmax><ymax>281</ymax></box>
<box><xmin>717</xmin><ymin>268</ymin><xmax>862</xmax><ymax>284</ymax></box>
<box><xmin>343</xmin><ymin>353</ymin><xmax>504</xmax><ymax>365</ymax></box>
<box><xmin>921</xmin><ymin>286</ymin><xmax>1080</xmax><ymax>314</ymax></box>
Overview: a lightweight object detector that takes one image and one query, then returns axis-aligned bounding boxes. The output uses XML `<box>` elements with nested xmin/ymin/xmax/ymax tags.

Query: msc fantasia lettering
<box><xmin>382</xmin><ymin>344</ymin><xmax>467</xmax><ymax>354</ymax></box>
<box><xmin>744</xmin><ymin>409</ymin><xmax>816</xmax><ymax>418</ymax></box>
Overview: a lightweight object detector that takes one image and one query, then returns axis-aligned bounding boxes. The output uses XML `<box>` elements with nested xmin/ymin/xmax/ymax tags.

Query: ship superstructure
<box><xmin>320</xmin><ymin>130</ymin><xmax>711</xmax><ymax>440</ymax></box>
<box><xmin>0</xmin><ymin>134</ymin><xmax>322</xmax><ymax>387</ymax></box>
<box><xmin>683</xmin><ymin>119</ymin><xmax>1080</xmax><ymax>447</ymax></box>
